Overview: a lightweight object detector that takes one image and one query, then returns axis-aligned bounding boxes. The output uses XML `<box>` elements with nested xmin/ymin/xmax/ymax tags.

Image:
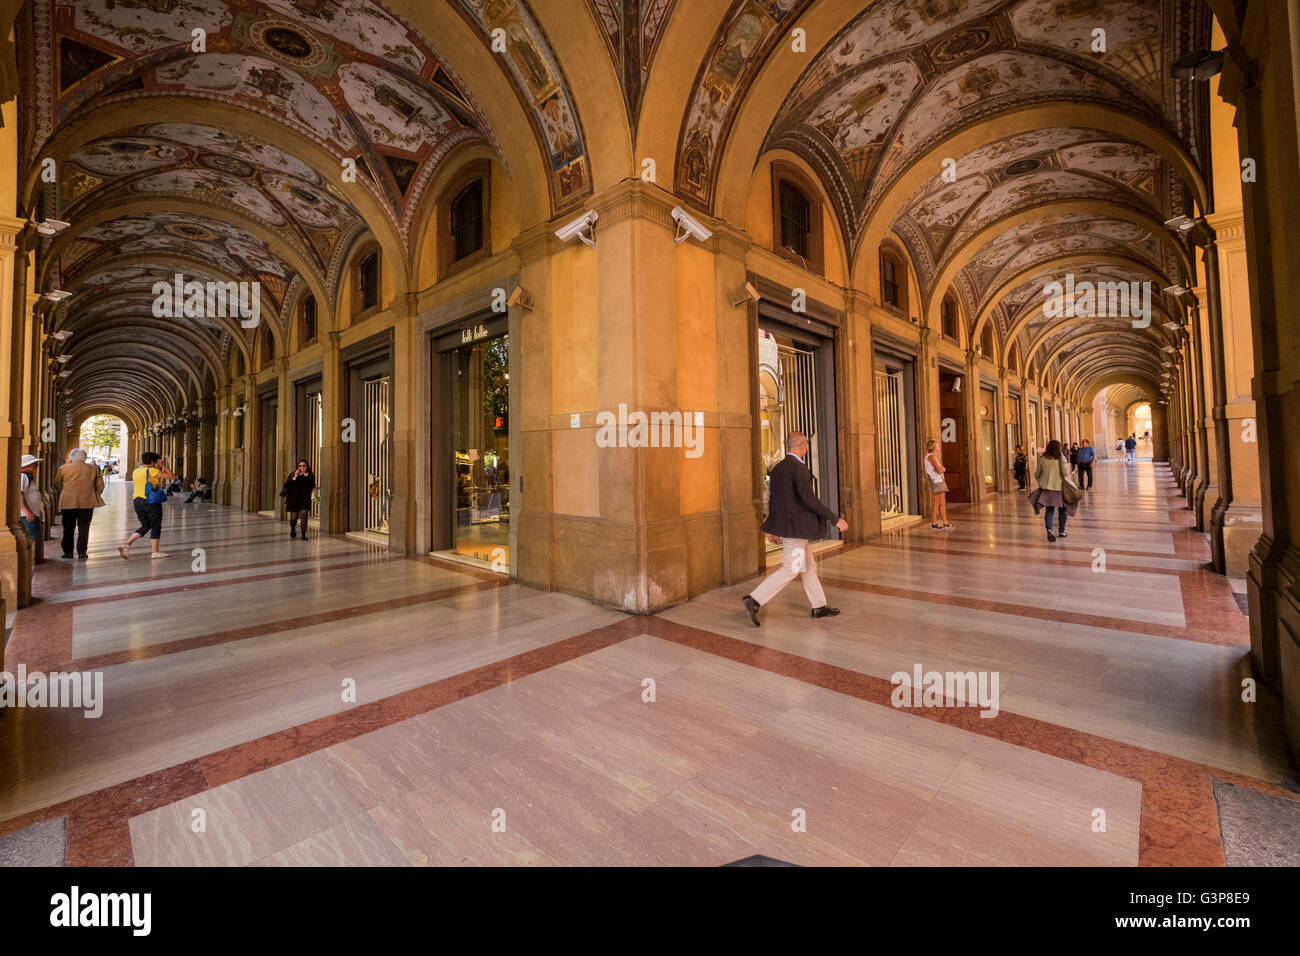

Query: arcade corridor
<box><xmin>0</xmin><ymin>0</ymin><xmax>1298</xmax><ymax>887</ymax></box>
<box><xmin>0</xmin><ymin>462</ymin><xmax>1291</xmax><ymax>866</ymax></box>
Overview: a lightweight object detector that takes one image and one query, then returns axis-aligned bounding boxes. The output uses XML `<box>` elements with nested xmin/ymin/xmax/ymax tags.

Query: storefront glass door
<box><xmin>450</xmin><ymin>334</ymin><xmax>510</xmax><ymax>564</ymax></box>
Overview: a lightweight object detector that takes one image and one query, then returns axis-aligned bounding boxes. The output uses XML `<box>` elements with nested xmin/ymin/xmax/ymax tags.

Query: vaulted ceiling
<box><xmin>18</xmin><ymin>0</ymin><xmax>1219</xmax><ymax>428</ymax></box>
<box><xmin>748</xmin><ymin>0</ymin><xmax>1211</xmax><ymax>402</ymax></box>
<box><xmin>21</xmin><ymin>0</ymin><xmax>588</xmax><ymax>428</ymax></box>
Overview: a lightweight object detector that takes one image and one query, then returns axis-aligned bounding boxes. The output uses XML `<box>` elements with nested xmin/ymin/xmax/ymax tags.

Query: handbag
<box><xmin>143</xmin><ymin>468</ymin><xmax>168</xmax><ymax>504</ymax></box>
<box><xmin>1061</xmin><ymin>463</ymin><xmax>1081</xmax><ymax>505</ymax></box>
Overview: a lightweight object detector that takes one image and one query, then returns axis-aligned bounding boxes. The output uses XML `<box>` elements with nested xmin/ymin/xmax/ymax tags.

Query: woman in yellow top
<box><xmin>120</xmin><ymin>451</ymin><xmax>177</xmax><ymax>560</ymax></box>
<box><xmin>1027</xmin><ymin>439</ymin><xmax>1077</xmax><ymax>542</ymax></box>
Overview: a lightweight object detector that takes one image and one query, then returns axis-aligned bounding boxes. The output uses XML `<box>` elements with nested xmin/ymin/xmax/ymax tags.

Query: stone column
<box><xmin>319</xmin><ymin>330</ymin><xmax>341</xmax><ymax>535</ymax></box>
<box><xmin>1187</xmin><ymin>290</ymin><xmax>1212</xmax><ymax>524</ymax></box>
<box><xmin>514</xmin><ymin>182</ymin><xmax>761</xmax><ymax>611</ymax></box>
<box><xmin>1151</xmin><ymin>400</ymin><xmax>1170</xmax><ymax>460</ymax></box>
<box><xmin>386</xmin><ymin>301</ymin><xmax>416</xmax><ymax>553</ymax></box>
<box><xmin>198</xmin><ymin>396</ymin><xmax>216</xmax><ymax>488</ymax></box>
<box><xmin>0</xmin><ymin>219</ymin><xmax>34</xmax><ymax>612</ymax></box>
<box><xmin>184</xmin><ymin>410</ymin><xmax>200</xmax><ymax>487</ymax></box>
<box><xmin>841</xmin><ymin>290</ymin><xmax>881</xmax><ymax>540</ymax></box>
<box><xmin>1208</xmin><ymin>217</ymin><xmax>1263</xmax><ymax>577</ymax></box>
<box><xmin>964</xmin><ymin>346</ymin><xmax>981</xmax><ymax>503</ymax></box>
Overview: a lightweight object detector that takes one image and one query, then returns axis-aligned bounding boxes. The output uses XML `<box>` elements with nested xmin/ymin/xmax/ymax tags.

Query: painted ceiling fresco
<box><xmin>446</xmin><ymin>0</ymin><xmax>592</xmax><ymax>208</ymax></box>
<box><xmin>744</xmin><ymin>0</ymin><xmax>1205</xmax><ymax>391</ymax></box>
<box><xmin>891</xmin><ymin>127</ymin><xmax>1169</xmax><ymax>297</ymax></box>
<box><xmin>51</xmin><ymin>122</ymin><xmax>355</xmax><ymax>314</ymax></box>
<box><xmin>755</xmin><ymin>0</ymin><xmax>1207</xmax><ymax>241</ymax></box>
<box><xmin>21</xmin><ymin>0</ymin><xmax>592</xmax><ymax>421</ymax></box>
<box><xmin>18</xmin><ymin>0</ymin><xmax>1212</xmax><ymax>423</ymax></box>
<box><xmin>586</xmin><ymin>0</ymin><xmax>678</xmax><ymax>131</ymax></box>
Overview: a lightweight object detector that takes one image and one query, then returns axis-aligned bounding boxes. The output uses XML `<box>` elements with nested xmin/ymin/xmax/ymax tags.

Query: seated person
<box><xmin>185</xmin><ymin>477</ymin><xmax>211</xmax><ymax>502</ymax></box>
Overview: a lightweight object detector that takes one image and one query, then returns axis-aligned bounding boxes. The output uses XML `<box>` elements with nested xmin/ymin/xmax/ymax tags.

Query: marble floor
<box><xmin>1</xmin><ymin>462</ymin><xmax>1295</xmax><ymax>865</ymax></box>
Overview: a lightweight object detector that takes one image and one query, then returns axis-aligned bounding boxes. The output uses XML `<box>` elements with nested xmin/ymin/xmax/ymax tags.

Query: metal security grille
<box><xmin>779</xmin><ymin>342</ymin><xmax>819</xmax><ymax>489</ymax></box>
<box><xmin>305</xmin><ymin>391</ymin><xmax>322</xmax><ymax>518</ymax></box>
<box><xmin>363</xmin><ymin>375</ymin><xmax>391</xmax><ymax>533</ymax></box>
<box><xmin>874</xmin><ymin>367</ymin><xmax>906</xmax><ymax>518</ymax></box>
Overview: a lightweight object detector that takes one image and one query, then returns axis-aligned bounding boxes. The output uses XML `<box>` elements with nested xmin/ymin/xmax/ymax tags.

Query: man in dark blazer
<box><xmin>743</xmin><ymin>431</ymin><xmax>848</xmax><ymax>627</ymax></box>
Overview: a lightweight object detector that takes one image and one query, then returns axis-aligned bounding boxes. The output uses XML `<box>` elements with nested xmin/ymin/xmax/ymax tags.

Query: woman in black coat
<box><xmin>282</xmin><ymin>459</ymin><xmax>316</xmax><ymax>540</ymax></box>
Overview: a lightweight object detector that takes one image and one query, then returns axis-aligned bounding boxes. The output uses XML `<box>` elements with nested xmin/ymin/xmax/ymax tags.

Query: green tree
<box><xmin>80</xmin><ymin>415</ymin><xmax>122</xmax><ymax>455</ymax></box>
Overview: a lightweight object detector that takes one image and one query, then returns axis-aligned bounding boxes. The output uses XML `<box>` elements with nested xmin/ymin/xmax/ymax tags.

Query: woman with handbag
<box><xmin>1028</xmin><ymin>440</ymin><xmax>1079</xmax><ymax>542</ymax></box>
<box><xmin>283</xmin><ymin>459</ymin><xmax>316</xmax><ymax>540</ymax></box>
<box><xmin>924</xmin><ymin>438</ymin><xmax>953</xmax><ymax>532</ymax></box>
<box><xmin>119</xmin><ymin>451</ymin><xmax>177</xmax><ymax>560</ymax></box>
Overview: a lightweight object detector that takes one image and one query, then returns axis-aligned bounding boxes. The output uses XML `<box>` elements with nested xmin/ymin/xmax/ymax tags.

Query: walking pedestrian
<box><xmin>119</xmin><ymin>451</ymin><xmax>176</xmax><ymax>560</ymax></box>
<box><xmin>1013</xmin><ymin>445</ymin><xmax>1028</xmax><ymax>490</ymax></box>
<box><xmin>924</xmin><ymin>438</ymin><xmax>952</xmax><ymax>531</ymax></box>
<box><xmin>282</xmin><ymin>459</ymin><xmax>316</xmax><ymax>540</ymax></box>
<box><xmin>1125</xmin><ymin>433</ymin><xmax>1137</xmax><ymax>463</ymax></box>
<box><xmin>53</xmin><ymin>448</ymin><xmax>105</xmax><ymax>559</ymax></box>
<box><xmin>742</xmin><ymin>431</ymin><xmax>848</xmax><ymax>627</ymax></box>
<box><xmin>17</xmin><ymin>454</ymin><xmax>42</xmax><ymax>544</ymax></box>
<box><xmin>1075</xmin><ymin>438</ymin><xmax>1095</xmax><ymax>490</ymax></box>
<box><xmin>1069</xmin><ymin>442</ymin><xmax>1079</xmax><ymax>472</ymax></box>
<box><xmin>1028</xmin><ymin>440</ymin><xmax>1078</xmax><ymax>542</ymax></box>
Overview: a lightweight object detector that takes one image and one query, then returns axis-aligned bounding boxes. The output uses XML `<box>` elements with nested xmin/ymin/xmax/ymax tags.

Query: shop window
<box><xmin>769</xmin><ymin>162</ymin><xmax>824</xmax><ymax>275</ymax></box>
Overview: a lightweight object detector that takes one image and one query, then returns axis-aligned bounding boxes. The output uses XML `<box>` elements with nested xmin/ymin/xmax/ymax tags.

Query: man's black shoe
<box><xmin>743</xmin><ymin>595</ymin><xmax>761</xmax><ymax>627</ymax></box>
<box><xmin>811</xmin><ymin>606</ymin><xmax>840</xmax><ymax>618</ymax></box>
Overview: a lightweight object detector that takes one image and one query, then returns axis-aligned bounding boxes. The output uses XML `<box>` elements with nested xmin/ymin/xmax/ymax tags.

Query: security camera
<box><xmin>506</xmin><ymin>286</ymin><xmax>533</xmax><ymax>311</ymax></box>
<box><xmin>731</xmin><ymin>281</ymin><xmax>761</xmax><ymax>308</ymax></box>
<box><xmin>951</xmin><ymin>376</ymin><xmax>962</xmax><ymax>393</ymax></box>
<box><xmin>554</xmin><ymin>210</ymin><xmax>598</xmax><ymax>247</ymax></box>
<box><xmin>670</xmin><ymin>206</ymin><xmax>712</xmax><ymax>245</ymax></box>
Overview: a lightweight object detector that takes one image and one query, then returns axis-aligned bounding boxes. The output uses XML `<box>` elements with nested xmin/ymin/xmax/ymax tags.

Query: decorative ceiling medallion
<box><xmin>1002</xmin><ymin>157</ymin><xmax>1043</xmax><ymax>177</ymax></box>
<box><xmin>197</xmin><ymin>153</ymin><xmax>256</xmax><ymax>178</ymax></box>
<box><xmin>929</xmin><ymin>26</ymin><xmax>994</xmax><ymax>64</ymax></box>
<box><xmin>163</xmin><ymin>222</ymin><xmax>219</xmax><ymax>242</ymax></box>
<box><xmin>987</xmin><ymin>150</ymin><xmax>1060</xmax><ymax>184</ymax></box>
<box><xmin>238</xmin><ymin>12</ymin><xmax>340</xmax><ymax>79</ymax></box>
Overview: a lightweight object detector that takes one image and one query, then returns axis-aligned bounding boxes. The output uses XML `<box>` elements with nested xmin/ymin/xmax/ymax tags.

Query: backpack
<box><xmin>143</xmin><ymin>468</ymin><xmax>168</xmax><ymax>504</ymax></box>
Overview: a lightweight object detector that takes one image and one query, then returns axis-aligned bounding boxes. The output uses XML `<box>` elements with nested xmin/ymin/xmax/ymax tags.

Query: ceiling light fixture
<box><xmin>43</xmin><ymin>290</ymin><xmax>72</xmax><ymax>302</ymax></box>
<box><xmin>35</xmin><ymin>218</ymin><xmax>71</xmax><ymax>237</ymax></box>
<box><xmin>1171</xmin><ymin>49</ymin><xmax>1225</xmax><ymax>82</ymax></box>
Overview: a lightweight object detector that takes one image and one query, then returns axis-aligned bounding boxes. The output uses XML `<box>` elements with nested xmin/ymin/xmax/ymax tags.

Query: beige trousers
<box><xmin>749</xmin><ymin>537</ymin><xmax>826</xmax><ymax>608</ymax></box>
